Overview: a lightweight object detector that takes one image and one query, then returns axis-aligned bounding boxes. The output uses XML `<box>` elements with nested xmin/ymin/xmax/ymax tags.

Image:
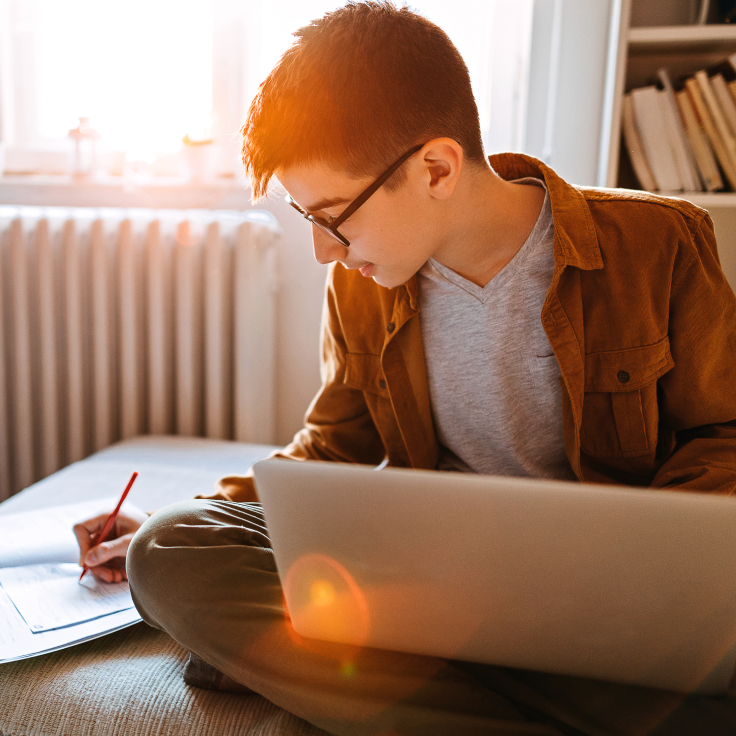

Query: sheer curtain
<box><xmin>0</xmin><ymin>0</ymin><xmax>533</xmax><ymax>177</ymax></box>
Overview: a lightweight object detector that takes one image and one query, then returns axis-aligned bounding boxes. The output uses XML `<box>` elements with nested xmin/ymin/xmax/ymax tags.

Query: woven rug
<box><xmin>0</xmin><ymin>622</ymin><xmax>328</xmax><ymax>736</ymax></box>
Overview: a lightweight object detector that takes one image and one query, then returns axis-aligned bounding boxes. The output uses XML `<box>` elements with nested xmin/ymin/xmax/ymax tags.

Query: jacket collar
<box><xmin>489</xmin><ymin>152</ymin><xmax>603</xmax><ymax>272</ymax></box>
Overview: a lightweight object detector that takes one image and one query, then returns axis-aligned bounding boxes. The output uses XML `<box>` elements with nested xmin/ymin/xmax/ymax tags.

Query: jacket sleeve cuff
<box><xmin>197</xmin><ymin>473</ymin><xmax>260</xmax><ymax>503</ymax></box>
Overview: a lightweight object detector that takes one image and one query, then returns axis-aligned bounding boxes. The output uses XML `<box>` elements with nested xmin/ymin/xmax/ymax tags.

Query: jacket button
<box><xmin>617</xmin><ymin>370</ymin><xmax>630</xmax><ymax>384</ymax></box>
<box><xmin>386</xmin><ymin>322</ymin><xmax>395</xmax><ymax>333</ymax></box>
<box><xmin>379</xmin><ymin>379</ymin><xmax>387</xmax><ymax>389</ymax></box>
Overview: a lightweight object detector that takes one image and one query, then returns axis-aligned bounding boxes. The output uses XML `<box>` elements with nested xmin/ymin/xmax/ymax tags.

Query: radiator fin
<box><xmin>0</xmin><ymin>206</ymin><xmax>280</xmax><ymax>500</ymax></box>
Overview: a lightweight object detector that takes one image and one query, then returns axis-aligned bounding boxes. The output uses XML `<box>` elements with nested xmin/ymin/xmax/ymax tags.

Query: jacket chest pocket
<box><xmin>581</xmin><ymin>337</ymin><xmax>674</xmax><ymax>458</ymax></box>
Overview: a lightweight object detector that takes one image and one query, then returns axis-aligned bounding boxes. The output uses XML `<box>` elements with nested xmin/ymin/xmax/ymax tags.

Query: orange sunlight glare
<box><xmin>284</xmin><ymin>553</ymin><xmax>371</xmax><ymax>648</ymax></box>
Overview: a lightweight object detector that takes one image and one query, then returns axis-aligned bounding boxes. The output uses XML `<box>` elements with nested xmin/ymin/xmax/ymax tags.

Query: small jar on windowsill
<box><xmin>68</xmin><ymin>117</ymin><xmax>100</xmax><ymax>181</ymax></box>
<box><xmin>182</xmin><ymin>134</ymin><xmax>217</xmax><ymax>184</ymax></box>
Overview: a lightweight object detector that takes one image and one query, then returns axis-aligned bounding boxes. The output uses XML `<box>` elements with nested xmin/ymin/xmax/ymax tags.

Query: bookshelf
<box><xmin>604</xmin><ymin>1</ymin><xmax>736</xmax><ymax>198</ymax></box>
<box><xmin>600</xmin><ymin>0</ymin><xmax>736</xmax><ymax>291</ymax></box>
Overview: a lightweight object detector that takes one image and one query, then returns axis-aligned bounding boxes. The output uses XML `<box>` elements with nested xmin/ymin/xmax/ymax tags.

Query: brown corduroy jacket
<box><xmin>214</xmin><ymin>153</ymin><xmax>736</xmax><ymax>502</ymax></box>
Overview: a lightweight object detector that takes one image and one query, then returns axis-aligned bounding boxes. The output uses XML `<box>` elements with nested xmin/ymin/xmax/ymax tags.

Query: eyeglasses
<box><xmin>284</xmin><ymin>144</ymin><xmax>424</xmax><ymax>247</ymax></box>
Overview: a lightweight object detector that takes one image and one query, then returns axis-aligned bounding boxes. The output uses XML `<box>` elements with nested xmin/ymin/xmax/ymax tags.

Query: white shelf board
<box><xmin>658</xmin><ymin>191</ymin><xmax>736</xmax><ymax>208</ymax></box>
<box><xmin>628</xmin><ymin>24</ymin><xmax>736</xmax><ymax>48</ymax></box>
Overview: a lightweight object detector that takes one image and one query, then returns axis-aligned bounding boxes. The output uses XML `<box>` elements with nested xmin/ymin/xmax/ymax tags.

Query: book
<box><xmin>694</xmin><ymin>69</ymin><xmax>736</xmax><ymax>187</ymax></box>
<box><xmin>0</xmin><ymin>498</ymin><xmax>142</xmax><ymax>663</ymax></box>
<box><xmin>630</xmin><ymin>86</ymin><xmax>683</xmax><ymax>191</ymax></box>
<box><xmin>728</xmin><ymin>51</ymin><xmax>736</xmax><ymax>76</ymax></box>
<box><xmin>675</xmin><ymin>89</ymin><xmax>724</xmax><ymax>192</ymax></box>
<box><xmin>710</xmin><ymin>73</ymin><xmax>736</xmax><ymax>138</ymax></box>
<box><xmin>656</xmin><ymin>68</ymin><xmax>702</xmax><ymax>191</ymax></box>
<box><xmin>621</xmin><ymin>93</ymin><xmax>658</xmax><ymax>191</ymax></box>
<box><xmin>685</xmin><ymin>75</ymin><xmax>736</xmax><ymax>190</ymax></box>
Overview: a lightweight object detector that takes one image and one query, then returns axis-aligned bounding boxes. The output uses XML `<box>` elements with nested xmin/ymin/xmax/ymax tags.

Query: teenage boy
<box><xmin>75</xmin><ymin>2</ymin><xmax>736</xmax><ymax>734</ymax></box>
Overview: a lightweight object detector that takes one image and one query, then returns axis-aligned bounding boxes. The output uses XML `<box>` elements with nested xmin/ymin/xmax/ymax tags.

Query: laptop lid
<box><xmin>252</xmin><ymin>458</ymin><xmax>736</xmax><ymax>694</ymax></box>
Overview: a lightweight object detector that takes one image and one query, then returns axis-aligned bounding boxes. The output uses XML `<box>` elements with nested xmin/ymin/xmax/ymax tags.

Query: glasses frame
<box><xmin>284</xmin><ymin>144</ymin><xmax>424</xmax><ymax>247</ymax></box>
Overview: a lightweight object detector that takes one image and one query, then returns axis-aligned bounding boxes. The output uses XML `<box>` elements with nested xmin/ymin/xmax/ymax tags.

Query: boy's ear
<box><xmin>418</xmin><ymin>138</ymin><xmax>463</xmax><ymax>200</ymax></box>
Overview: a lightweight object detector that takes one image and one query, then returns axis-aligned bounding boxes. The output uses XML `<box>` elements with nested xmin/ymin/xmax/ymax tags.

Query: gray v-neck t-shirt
<box><xmin>417</xmin><ymin>180</ymin><xmax>575</xmax><ymax>480</ymax></box>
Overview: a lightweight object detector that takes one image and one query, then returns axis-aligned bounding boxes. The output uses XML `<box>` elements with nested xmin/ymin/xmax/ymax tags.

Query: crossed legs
<box><xmin>127</xmin><ymin>500</ymin><xmax>736</xmax><ymax>736</ymax></box>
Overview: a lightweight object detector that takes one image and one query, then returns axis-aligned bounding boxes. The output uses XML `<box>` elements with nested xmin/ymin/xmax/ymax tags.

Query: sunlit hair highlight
<box><xmin>241</xmin><ymin>1</ymin><xmax>486</xmax><ymax>200</ymax></box>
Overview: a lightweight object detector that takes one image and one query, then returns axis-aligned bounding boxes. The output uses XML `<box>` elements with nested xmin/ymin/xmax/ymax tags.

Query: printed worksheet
<box><xmin>0</xmin><ymin>452</ymin><xmax>252</xmax><ymax>661</ymax></box>
<box><xmin>0</xmin><ymin>495</ymin><xmax>143</xmax><ymax>662</ymax></box>
<box><xmin>0</xmin><ymin>583</ymin><xmax>140</xmax><ymax>663</ymax></box>
<box><xmin>0</xmin><ymin>563</ymin><xmax>135</xmax><ymax>632</ymax></box>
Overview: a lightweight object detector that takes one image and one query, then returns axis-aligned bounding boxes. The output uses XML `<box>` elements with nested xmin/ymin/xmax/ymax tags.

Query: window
<box><xmin>0</xmin><ymin>0</ymin><xmax>533</xmax><ymax>179</ymax></box>
<box><xmin>35</xmin><ymin>0</ymin><xmax>213</xmax><ymax>154</ymax></box>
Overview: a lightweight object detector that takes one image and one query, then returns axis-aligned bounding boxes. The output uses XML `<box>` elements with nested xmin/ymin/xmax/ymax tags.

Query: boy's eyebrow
<box><xmin>302</xmin><ymin>195</ymin><xmax>351</xmax><ymax>213</ymax></box>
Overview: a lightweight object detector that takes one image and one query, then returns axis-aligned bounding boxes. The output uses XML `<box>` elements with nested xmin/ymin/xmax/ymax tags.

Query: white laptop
<box><xmin>251</xmin><ymin>459</ymin><xmax>736</xmax><ymax>695</ymax></box>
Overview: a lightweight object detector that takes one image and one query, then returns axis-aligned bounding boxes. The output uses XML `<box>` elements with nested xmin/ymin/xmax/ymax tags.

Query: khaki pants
<box><xmin>127</xmin><ymin>500</ymin><xmax>736</xmax><ymax>736</ymax></box>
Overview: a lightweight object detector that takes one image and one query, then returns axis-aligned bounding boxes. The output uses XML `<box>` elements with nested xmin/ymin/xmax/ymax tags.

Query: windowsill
<box><xmin>0</xmin><ymin>174</ymin><xmax>253</xmax><ymax>210</ymax></box>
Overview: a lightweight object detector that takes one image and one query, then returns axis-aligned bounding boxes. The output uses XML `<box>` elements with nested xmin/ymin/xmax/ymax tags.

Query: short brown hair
<box><xmin>242</xmin><ymin>1</ymin><xmax>486</xmax><ymax>200</ymax></box>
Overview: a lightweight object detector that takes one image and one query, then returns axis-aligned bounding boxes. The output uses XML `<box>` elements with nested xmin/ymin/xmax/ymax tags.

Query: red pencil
<box><xmin>79</xmin><ymin>471</ymin><xmax>139</xmax><ymax>581</ymax></box>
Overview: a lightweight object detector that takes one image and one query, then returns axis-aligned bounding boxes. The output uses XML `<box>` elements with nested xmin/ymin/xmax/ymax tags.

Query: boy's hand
<box><xmin>73</xmin><ymin>505</ymin><xmax>149</xmax><ymax>583</ymax></box>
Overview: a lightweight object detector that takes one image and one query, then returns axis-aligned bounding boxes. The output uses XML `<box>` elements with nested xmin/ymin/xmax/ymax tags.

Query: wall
<box><xmin>525</xmin><ymin>0</ymin><xmax>616</xmax><ymax>187</ymax></box>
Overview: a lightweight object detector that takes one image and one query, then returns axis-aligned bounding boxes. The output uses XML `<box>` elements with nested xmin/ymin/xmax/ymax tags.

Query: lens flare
<box><xmin>310</xmin><ymin>580</ymin><xmax>336</xmax><ymax>607</ymax></box>
<box><xmin>340</xmin><ymin>661</ymin><xmax>357</xmax><ymax>678</ymax></box>
<box><xmin>284</xmin><ymin>553</ymin><xmax>370</xmax><ymax>646</ymax></box>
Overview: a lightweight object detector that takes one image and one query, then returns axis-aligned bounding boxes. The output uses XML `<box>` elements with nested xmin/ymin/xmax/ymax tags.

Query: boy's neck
<box><xmin>430</xmin><ymin>165</ymin><xmax>546</xmax><ymax>289</ymax></box>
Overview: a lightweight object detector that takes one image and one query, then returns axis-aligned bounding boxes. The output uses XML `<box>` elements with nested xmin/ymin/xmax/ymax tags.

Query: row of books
<box><xmin>623</xmin><ymin>54</ymin><xmax>736</xmax><ymax>193</ymax></box>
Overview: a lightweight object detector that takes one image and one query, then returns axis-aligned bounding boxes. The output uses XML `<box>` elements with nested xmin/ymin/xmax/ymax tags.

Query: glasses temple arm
<box><xmin>332</xmin><ymin>144</ymin><xmax>424</xmax><ymax>228</ymax></box>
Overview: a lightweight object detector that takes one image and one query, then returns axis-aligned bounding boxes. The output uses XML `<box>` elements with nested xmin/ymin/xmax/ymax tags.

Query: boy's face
<box><xmin>278</xmin><ymin>157</ymin><xmax>443</xmax><ymax>289</ymax></box>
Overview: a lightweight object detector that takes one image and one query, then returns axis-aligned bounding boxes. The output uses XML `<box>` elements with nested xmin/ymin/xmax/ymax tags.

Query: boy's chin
<box><xmin>347</xmin><ymin>263</ymin><xmax>414</xmax><ymax>289</ymax></box>
<box><xmin>373</xmin><ymin>272</ymin><xmax>412</xmax><ymax>289</ymax></box>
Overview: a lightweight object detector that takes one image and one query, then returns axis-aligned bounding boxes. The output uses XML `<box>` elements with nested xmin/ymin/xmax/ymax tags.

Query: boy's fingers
<box><xmin>72</xmin><ymin>522</ymin><xmax>90</xmax><ymax>545</ymax></box>
<box><xmin>73</xmin><ymin>513</ymin><xmax>109</xmax><ymax>537</ymax></box>
<box><xmin>73</xmin><ymin>517</ymin><xmax>108</xmax><ymax>557</ymax></box>
<box><xmin>90</xmin><ymin>564</ymin><xmax>128</xmax><ymax>584</ymax></box>
<box><xmin>83</xmin><ymin>534</ymin><xmax>132</xmax><ymax>567</ymax></box>
<box><xmin>74</xmin><ymin>509</ymin><xmax>145</xmax><ymax>570</ymax></box>
<box><xmin>91</xmin><ymin>565</ymin><xmax>113</xmax><ymax>583</ymax></box>
<box><xmin>73</xmin><ymin>524</ymin><xmax>95</xmax><ymax>564</ymax></box>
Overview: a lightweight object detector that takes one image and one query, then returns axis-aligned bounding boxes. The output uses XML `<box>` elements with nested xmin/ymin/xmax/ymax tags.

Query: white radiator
<box><xmin>0</xmin><ymin>206</ymin><xmax>280</xmax><ymax>500</ymax></box>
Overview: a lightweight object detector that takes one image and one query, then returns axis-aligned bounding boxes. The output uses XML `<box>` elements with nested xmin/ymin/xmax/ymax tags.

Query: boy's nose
<box><xmin>312</xmin><ymin>227</ymin><xmax>349</xmax><ymax>265</ymax></box>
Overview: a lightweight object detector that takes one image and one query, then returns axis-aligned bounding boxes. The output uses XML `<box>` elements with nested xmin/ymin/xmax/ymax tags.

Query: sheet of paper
<box><xmin>0</xmin><ymin>440</ymin><xmax>266</xmax><ymax>662</ymax></box>
<box><xmin>0</xmin><ymin>583</ymin><xmax>141</xmax><ymax>663</ymax></box>
<box><xmin>0</xmin><ymin>498</ymin><xmax>117</xmax><ymax>569</ymax></box>
<box><xmin>0</xmin><ymin>563</ymin><xmax>135</xmax><ymax>632</ymax></box>
<box><xmin>0</xmin><ymin>458</ymin><xmax>236</xmax><ymax>516</ymax></box>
